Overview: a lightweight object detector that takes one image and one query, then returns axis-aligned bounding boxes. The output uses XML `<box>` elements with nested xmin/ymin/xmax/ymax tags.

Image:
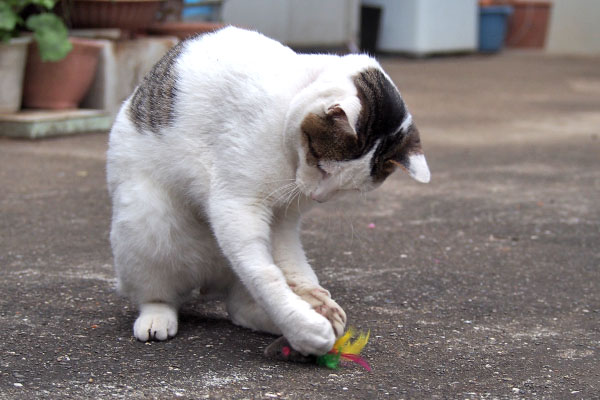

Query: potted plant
<box><xmin>505</xmin><ymin>1</ymin><xmax>552</xmax><ymax>48</ymax></box>
<box><xmin>23</xmin><ymin>36</ymin><xmax>103</xmax><ymax>109</ymax></box>
<box><xmin>0</xmin><ymin>0</ymin><xmax>72</xmax><ymax>113</ymax></box>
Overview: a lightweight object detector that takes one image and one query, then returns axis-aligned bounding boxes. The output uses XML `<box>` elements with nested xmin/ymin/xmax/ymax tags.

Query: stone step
<box><xmin>0</xmin><ymin>109</ymin><xmax>112</xmax><ymax>139</ymax></box>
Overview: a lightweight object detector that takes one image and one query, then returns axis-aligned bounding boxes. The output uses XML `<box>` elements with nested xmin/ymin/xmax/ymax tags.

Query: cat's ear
<box><xmin>390</xmin><ymin>127</ymin><xmax>431</xmax><ymax>183</ymax></box>
<box><xmin>390</xmin><ymin>154</ymin><xmax>431</xmax><ymax>183</ymax></box>
<box><xmin>300</xmin><ymin>104</ymin><xmax>359</xmax><ymax>164</ymax></box>
<box><xmin>406</xmin><ymin>153</ymin><xmax>431</xmax><ymax>183</ymax></box>
<box><xmin>326</xmin><ymin>104</ymin><xmax>358</xmax><ymax>136</ymax></box>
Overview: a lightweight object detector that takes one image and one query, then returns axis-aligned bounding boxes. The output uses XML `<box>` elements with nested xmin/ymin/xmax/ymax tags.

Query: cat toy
<box><xmin>265</xmin><ymin>328</ymin><xmax>371</xmax><ymax>371</ymax></box>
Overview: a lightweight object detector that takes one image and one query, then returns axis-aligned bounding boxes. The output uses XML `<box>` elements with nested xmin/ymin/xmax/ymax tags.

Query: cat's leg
<box><xmin>270</xmin><ymin>212</ymin><xmax>347</xmax><ymax>338</ymax></box>
<box><xmin>208</xmin><ymin>195</ymin><xmax>335</xmax><ymax>355</ymax></box>
<box><xmin>225</xmin><ymin>279</ymin><xmax>281</xmax><ymax>335</ymax></box>
<box><xmin>111</xmin><ymin>178</ymin><xmax>206</xmax><ymax>341</ymax></box>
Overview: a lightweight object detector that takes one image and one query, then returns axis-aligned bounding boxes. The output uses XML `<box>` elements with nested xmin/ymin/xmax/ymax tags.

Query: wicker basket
<box><xmin>67</xmin><ymin>0</ymin><xmax>164</xmax><ymax>30</ymax></box>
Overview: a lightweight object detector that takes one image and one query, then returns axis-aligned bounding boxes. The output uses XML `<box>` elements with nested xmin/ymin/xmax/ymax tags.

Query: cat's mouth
<box><xmin>310</xmin><ymin>179</ymin><xmax>360</xmax><ymax>203</ymax></box>
<box><xmin>311</xmin><ymin>188</ymin><xmax>359</xmax><ymax>203</ymax></box>
<box><xmin>310</xmin><ymin>187</ymin><xmax>331</xmax><ymax>203</ymax></box>
<box><xmin>311</xmin><ymin>193</ymin><xmax>329</xmax><ymax>203</ymax></box>
<box><xmin>310</xmin><ymin>169</ymin><xmax>336</xmax><ymax>202</ymax></box>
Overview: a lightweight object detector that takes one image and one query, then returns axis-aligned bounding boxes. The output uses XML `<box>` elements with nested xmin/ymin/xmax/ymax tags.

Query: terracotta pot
<box><xmin>23</xmin><ymin>38</ymin><xmax>103</xmax><ymax>110</ymax></box>
<box><xmin>0</xmin><ymin>37</ymin><xmax>31</xmax><ymax>113</ymax></box>
<box><xmin>146</xmin><ymin>21</ymin><xmax>225</xmax><ymax>40</ymax></box>
<box><xmin>505</xmin><ymin>1</ymin><xmax>552</xmax><ymax>48</ymax></box>
<box><xmin>66</xmin><ymin>0</ymin><xmax>164</xmax><ymax>30</ymax></box>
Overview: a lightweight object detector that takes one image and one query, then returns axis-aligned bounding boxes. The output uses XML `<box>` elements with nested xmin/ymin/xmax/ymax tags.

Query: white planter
<box><xmin>0</xmin><ymin>37</ymin><xmax>31</xmax><ymax>113</ymax></box>
<box><xmin>362</xmin><ymin>0</ymin><xmax>478</xmax><ymax>56</ymax></box>
<box><xmin>222</xmin><ymin>0</ymin><xmax>360</xmax><ymax>49</ymax></box>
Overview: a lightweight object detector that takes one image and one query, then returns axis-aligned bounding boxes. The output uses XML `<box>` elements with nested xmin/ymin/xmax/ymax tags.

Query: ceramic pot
<box><xmin>66</xmin><ymin>0</ymin><xmax>164</xmax><ymax>30</ymax></box>
<box><xmin>23</xmin><ymin>38</ymin><xmax>103</xmax><ymax>110</ymax></box>
<box><xmin>505</xmin><ymin>1</ymin><xmax>552</xmax><ymax>48</ymax></box>
<box><xmin>0</xmin><ymin>37</ymin><xmax>31</xmax><ymax>113</ymax></box>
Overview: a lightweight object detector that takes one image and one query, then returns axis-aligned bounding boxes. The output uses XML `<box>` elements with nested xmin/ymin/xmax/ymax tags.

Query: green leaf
<box><xmin>0</xmin><ymin>2</ymin><xmax>19</xmax><ymax>32</ymax></box>
<box><xmin>29</xmin><ymin>0</ymin><xmax>58</xmax><ymax>10</ymax></box>
<box><xmin>25</xmin><ymin>13</ymin><xmax>72</xmax><ymax>62</ymax></box>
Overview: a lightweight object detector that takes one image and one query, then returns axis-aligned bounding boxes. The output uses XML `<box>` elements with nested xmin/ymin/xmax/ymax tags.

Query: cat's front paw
<box><xmin>290</xmin><ymin>284</ymin><xmax>347</xmax><ymax>338</ymax></box>
<box><xmin>133</xmin><ymin>303</ymin><xmax>178</xmax><ymax>341</ymax></box>
<box><xmin>282</xmin><ymin>304</ymin><xmax>336</xmax><ymax>356</ymax></box>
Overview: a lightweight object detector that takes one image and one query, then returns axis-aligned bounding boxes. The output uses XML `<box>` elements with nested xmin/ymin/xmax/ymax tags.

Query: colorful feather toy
<box><xmin>265</xmin><ymin>328</ymin><xmax>371</xmax><ymax>371</ymax></box>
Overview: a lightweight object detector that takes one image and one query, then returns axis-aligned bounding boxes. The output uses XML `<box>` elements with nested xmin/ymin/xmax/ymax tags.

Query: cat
<box><xmin>106</xmin><ymin>26</ymin><xmax>430</xmax><ymax>356</ymax></box>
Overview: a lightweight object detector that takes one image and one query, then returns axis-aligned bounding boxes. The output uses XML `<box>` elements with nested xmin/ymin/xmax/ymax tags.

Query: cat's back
<box><xmin>176</xmin><ymin>27</ymin><xmax>300</xmax><ymax>106</ymax></box>
<box><xmin>124</xmin><ymin>27</ymin><xmax>301</xmax><ymax>138</ymax></box>
<box><xmin>182</xmin><ymin>26</ymin><xmax>296</xmax><ymax>66</ymax></box>
<box><xmin>108</xmin><ymin>27</ymin><xmax>302</xmax><ymax>192</ymax></box>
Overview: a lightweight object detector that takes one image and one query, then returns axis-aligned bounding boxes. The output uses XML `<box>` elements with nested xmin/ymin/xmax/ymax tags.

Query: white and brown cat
<box><xmin>107</xmin><ymin>27</ymin><xmax>430</xmax><ymax>356</ymax></box>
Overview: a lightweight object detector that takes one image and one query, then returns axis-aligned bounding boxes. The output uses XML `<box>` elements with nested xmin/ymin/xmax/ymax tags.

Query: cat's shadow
<box><xmin>119</xmin><ymin>302</ymin><xmax>274</xmax><ymax>355</ymax></box>
<box><xmin>177</xmin><ymin>306</ymin><xmax>277</xmax><ymax>354</ymax></box>
<box><xmin>119</xmin><ymin>302</ymin><xmax>320</xmax><ymax>369</ymax></box>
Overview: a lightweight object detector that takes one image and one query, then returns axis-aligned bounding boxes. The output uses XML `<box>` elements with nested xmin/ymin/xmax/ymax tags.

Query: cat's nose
<box><xmin>311</xmin><ymin>192</ymin><xmax>327</xmax><ymax>203</ymax></box>
<box><xmin>311</xmin><ymin>175</ymin><xmax>337</xmax><ymax>202</ymax></box>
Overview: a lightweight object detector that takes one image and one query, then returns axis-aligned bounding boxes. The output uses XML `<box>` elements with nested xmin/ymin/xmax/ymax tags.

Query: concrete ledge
<box><xmin>0</xmin><ymin>109</ymin><xmax>112</xmax><ymax>139</ymax></box>
<box><xmin>78</xmin><ymin>35</ymin><xmax>179</xmax><ymax>118</ymax></box>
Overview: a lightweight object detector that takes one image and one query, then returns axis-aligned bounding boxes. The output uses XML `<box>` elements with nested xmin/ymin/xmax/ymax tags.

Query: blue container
<box><xmin>182</xmin><ymin>0</ymin><xmax>216</xmax><ymax>21</ymax></box>
<box><xmin>479</xmin><ymin>5</ymin><xmax>513</xmax><ymax>52</ymax></box>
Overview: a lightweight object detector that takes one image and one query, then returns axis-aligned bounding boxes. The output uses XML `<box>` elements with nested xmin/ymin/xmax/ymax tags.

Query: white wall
<box><xmin>546</xmin><ymin>0</ymin><xmax>600</xmax><ymax>54</ymax></box>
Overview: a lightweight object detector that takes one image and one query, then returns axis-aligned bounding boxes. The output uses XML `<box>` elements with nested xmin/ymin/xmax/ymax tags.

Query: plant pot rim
<box><xmin>68</xmin><ymin>37</ymin><xmax>106</xmax><ymax>48</ymax></box>
<box><xmin>27</xmin><ymin>37</ymin><xmax>105</xmax><ymax>53</ymax></box>
<box><xmin>2</xmin><ymin>36</ymin><xmax>32</xmax><ymax>46</ymax></box>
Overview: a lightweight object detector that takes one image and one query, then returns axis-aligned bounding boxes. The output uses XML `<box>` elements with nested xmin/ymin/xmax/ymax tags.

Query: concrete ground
<box><xmin>1</xmin><ymin>52</ymin><xmax>599</xmax><ymax>399</ymax></box>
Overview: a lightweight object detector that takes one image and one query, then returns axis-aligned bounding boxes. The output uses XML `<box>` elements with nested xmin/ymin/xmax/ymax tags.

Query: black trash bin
<box><xmin>360</xmin><ymin>5</ymin><xmax>382</xmax><ymax>55</ymax></box>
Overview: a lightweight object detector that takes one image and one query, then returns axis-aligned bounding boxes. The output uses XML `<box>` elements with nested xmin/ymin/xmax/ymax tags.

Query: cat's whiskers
<box><xmin>263</xmin><ymin>178</ymin><xmax>296</xmax><ymax>184</ymax></box>
<box><xmin>283</xmin><ymin>185</ymin><xmax>301</xmax><ymax>216</ymax></box>
<box><xmin>263</xmin><ymin>182</ymin><xmax>297</xmax><ymax>204</ymax></box>
<box><xmin>355</xmin><ymin>179</ymin><xmax>368</xmax><ymax>202</ymax></box>
<box><xmin>335</xmin><ymin>194</ymin><xmax>368</xmax><ymax>249</ymax></box>
<box><xmin>266</xmin><ymin>181</ymin><xmax>301</xmax><ymax>215</ymax></box>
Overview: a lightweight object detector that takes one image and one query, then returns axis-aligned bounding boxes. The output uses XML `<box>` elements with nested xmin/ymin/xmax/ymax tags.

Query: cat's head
<box><xmin>295</xmin><ymin>57</ymin><xmax>430</xmax><ymax>203</ymax></box>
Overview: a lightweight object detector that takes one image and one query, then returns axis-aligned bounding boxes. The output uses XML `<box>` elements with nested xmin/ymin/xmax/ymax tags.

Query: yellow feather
<box><xmin>332</xmin><ymin>328</ymin><xmax>370</xmax><ymax>355</ymax></box>
<box><xmin>342</xmin><ymin>330</ymin><xmax>370</xmax><ymax>355</ymax></box>
<box><xmin>333</xmin><ymin>328</ymin><xmax>354</xmax><ymax>351</ymax></box>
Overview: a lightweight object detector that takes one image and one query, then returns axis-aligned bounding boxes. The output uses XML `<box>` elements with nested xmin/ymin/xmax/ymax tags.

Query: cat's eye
<box><xmin>316</xmin><ymin>164</ymin><xmax>330</xmax><ymax>179</ymax></box>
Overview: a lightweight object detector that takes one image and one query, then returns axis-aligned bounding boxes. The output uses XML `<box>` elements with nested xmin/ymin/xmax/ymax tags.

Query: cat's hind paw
<box><xmin>133</xmin><ymin>303</ymin><xmax>178</xmax><ymax>341</ymax></box>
